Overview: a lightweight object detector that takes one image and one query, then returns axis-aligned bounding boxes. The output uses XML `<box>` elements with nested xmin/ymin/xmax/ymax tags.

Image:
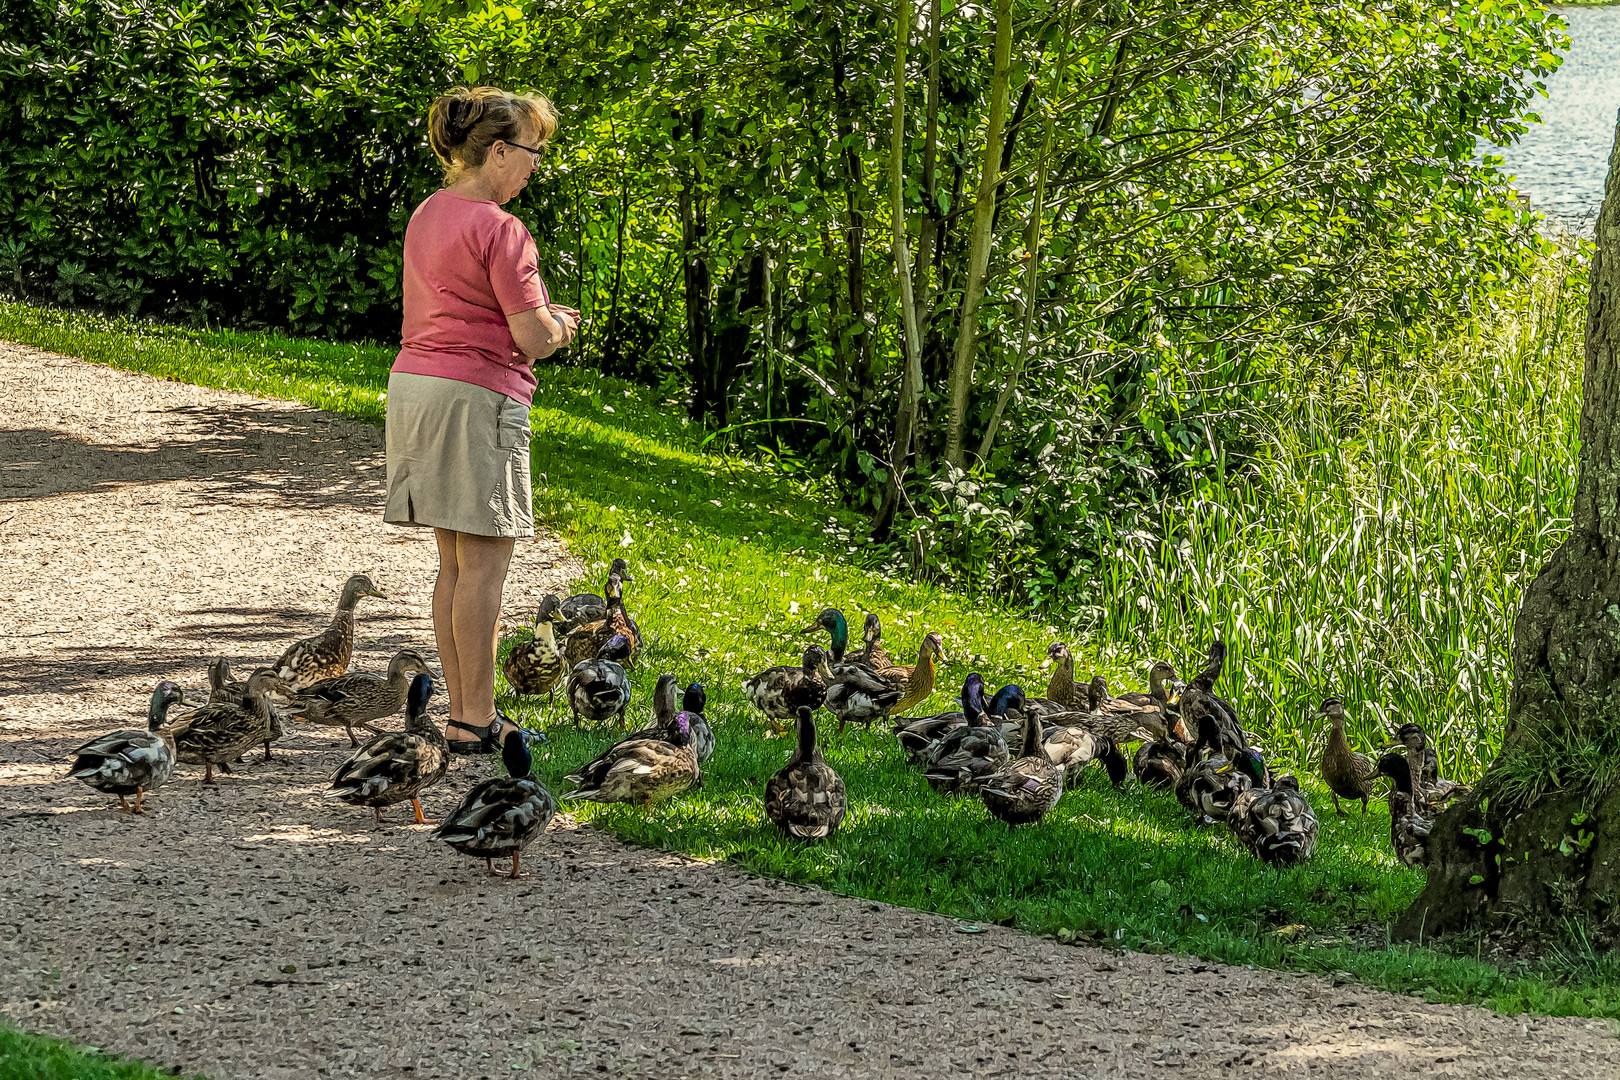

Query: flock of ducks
<box><xmin>65</xmin><ymin>562</ymin><xmax>1467</xmax><ymax>877</ymax></box>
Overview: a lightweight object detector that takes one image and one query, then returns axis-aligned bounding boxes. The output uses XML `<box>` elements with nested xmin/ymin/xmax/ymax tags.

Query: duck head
<box><xmin>598</xmin><ymin>634</ymin><xmax>634</xmax><ymax>663</ymax></box>
<box><xmin>989</xmin><ymin>683</ymin><xmax>1024</xmax><ymax>719</ymax></box>
<box><xmin>148</xmin><ymin>681</ymin><xmax>185</xmax><ymax>729</ymax></box>
<box><xmin>802</xmin><ymin>608</ymin><xmax>849</xmax><ymax>660</ymax></box>
<box><xmin>342</xmin><ymin>573</ymin><xmax>388</xmax><ymax>604</ymax></box>
<box><xmin>1088</xmin><ymin>675</ymin><xmax>1109</xmax><ymax>710</ymax></box>
<box><xmin>800</xmin><ymin>645</ymin><xmax>830</xmax><ymax>678</ymax></box>
<box><xmin>861</xmin><ymin>612</ymin><xmax>883</xmax><ymax>649</ymax></box>
<box><xmin>1042</xmin><ymin>641</ymin><xmax>1071</xmax><ymax>670</ymax></box>
<box><xmin>501</xmin><ymin>722</ymin><xmax>533</xmax><ymax>779</ymax></box>
<box><xmin>1234</xmin><ymin>748</ymin><xmax>1267</xmax><ymax>788</ymax></box>
<box><xmin>390</xmin><ymin>648</ymin><xmax>431</xmax><ymax>678</ymax></box>
<box><xmin>1318</xmin><ymin>697</ymin><xmax>1346</xmax><ymax>725</ymax></box>
<box><xmin>406</xmin><ymin>672</ymin><xmax>434</xmax><ymax>720</ymax></box>
<box><xmin>1397</xmin><ymin>722</ymin><xmax>1427</xmax><ymax>752</ymax></box>
<box><xmin>961</xmin><ymin>673</ymin><xmax>989</xmax><ymax>722</ymax></box>
<box><xmin>682</xmin><ymin>682</ymin><xmax>706</xmax><ymax>715</ymax></box>
<box><xmin>607</xmin><ymin>557</ymin><xmax>633</xmax><ymax>583</ymax></box>
<box><xmin>535</xmin><ymin>593</ymin><xmax>564</xmax><ymax>624</ymax></box>
<box><xmin>670</xmin><ymin>712</ymin><xmax>694</xmax><ymax>748</ymax></box>
<box><xmin>1375</xmin><ymin>751</ymin><xmax>1414</xmax><ymax>795</ymax></box>
<box><xmin>652</xmin><ymin>673</ymin><xmax>680</xmax><ymax>722</ymax></box>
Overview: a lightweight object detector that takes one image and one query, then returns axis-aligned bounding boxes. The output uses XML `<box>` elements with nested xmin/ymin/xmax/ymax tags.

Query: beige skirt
<box><xmin>384</xmin><ymin>372</ymin><xmax>534</xmax><ymax>538</ymax></box>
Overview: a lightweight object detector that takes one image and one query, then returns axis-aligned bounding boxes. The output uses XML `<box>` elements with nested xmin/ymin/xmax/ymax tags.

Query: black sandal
<box><xmin>446</xmin><ymin>711</ymin><xmax>547</xmax><ymax>755</ymax></box>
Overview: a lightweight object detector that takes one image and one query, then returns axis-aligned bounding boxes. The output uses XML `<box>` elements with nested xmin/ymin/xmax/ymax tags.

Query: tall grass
<box><xmin>1085</xmin><ymin>249</ymin><xmax>1587</xmax><ymax>778</ymax></box>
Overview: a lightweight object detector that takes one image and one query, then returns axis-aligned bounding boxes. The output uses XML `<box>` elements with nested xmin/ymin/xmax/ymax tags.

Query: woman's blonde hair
<box><xmin>428</xmin><ymin>86</ymin><xmax>559</xmax><ymax>183</ymax></box>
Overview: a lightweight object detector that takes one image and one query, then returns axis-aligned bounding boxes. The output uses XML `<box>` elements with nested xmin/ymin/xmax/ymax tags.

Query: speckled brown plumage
<box><xmin>273</xmin><ymin>574</ymin><xmax>386</xmax><ymax>690</ymax></box>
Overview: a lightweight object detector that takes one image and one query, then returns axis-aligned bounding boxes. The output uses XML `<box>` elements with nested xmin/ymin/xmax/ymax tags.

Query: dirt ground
<box><xmin>1</xmin><ymin>341</ymin><xmax>1618</xmax><ymax>1079</ymax></box>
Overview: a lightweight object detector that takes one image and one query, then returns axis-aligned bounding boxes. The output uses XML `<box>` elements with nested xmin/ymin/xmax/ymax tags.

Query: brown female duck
<box><xmin>174</xmin><ymin>668</ymin><xmax>288</xmax><ymax>783</ymax></box>
<box><xmin>561</xmin><ymin>712</ymin><xmax>701</xmax><ymax>807</ymax></box>
<box><xmin>274</xmin><ymin>573</ymin><xmax>387</xmax><ymax>690</ymax></box>
<box><xmin>1319</xmin><ymin>697</ymin><xmax>1377</xmax><ymax>815</ymax></box>
<box><xmin>284</xmin><ymin>648</ymin><xmax>432</xmax><ymax>747</ymax></box>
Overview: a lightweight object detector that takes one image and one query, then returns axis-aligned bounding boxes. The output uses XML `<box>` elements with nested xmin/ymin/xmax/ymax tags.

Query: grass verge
<box><xmin>2</xmin><ymin>290</ymin><xmax>1619</xmax><ymax>1026</ymax></box>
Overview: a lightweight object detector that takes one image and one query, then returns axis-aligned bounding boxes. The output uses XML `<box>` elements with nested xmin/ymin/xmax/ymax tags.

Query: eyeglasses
<box><xmin>499</xmin><ymin>139</ymin><xmax>544</xmax><ymax>161</ymax></box>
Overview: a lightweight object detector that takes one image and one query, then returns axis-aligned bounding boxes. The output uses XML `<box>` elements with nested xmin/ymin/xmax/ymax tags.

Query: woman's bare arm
<box><xmin>508</xmin><ymin>304</ymin><xmax>579</xmax><ymax>361</ymax></box>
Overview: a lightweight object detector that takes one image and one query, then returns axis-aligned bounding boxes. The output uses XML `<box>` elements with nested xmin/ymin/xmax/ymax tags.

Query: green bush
<box><xmin>0</xmin><ymin>0</ymin><xmax>460</xmax><ymax>336</ymax></box>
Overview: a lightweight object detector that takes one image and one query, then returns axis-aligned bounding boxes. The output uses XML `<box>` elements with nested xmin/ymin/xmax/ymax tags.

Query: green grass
<box><xmin>4</xmin><ymin>268</ymin><xmax>1620</xmax><ymax>1031</ymax></box>
<box><xmin>0</xmin><ymin>1025</ymin><xmax>197</xmax><ymax>1080</ymax></box>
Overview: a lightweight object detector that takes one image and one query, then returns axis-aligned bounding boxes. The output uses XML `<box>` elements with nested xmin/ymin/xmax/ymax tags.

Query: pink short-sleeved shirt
<box><xmin>391</xmin><ymin>188</ymin><xmax>550</xmax><ymax>404</ymax></box>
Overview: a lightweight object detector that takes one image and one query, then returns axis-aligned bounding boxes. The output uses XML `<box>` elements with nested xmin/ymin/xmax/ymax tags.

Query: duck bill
<box><xmin>800</xmin><ymin>622</ymin><xmax>824</xmax><ymax>635</ymax></box>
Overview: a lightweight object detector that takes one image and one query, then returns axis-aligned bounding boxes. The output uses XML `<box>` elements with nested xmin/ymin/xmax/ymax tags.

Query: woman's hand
<box><xmin>507</xmin><ymin>303</ymin><xmax>582</xmax><ymax>361</ymax></box>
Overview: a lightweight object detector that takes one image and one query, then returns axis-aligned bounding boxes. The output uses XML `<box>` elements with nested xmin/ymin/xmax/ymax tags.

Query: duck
<box><xmin>1133</xmin><ymin>737</ymin><xmax>1187</xmax><ymax>790</ymax></box>
<box><xmin>204</xmin><ymin>656</ymin><xmax>287</xmax><ymax>758</ymax></box>
<box><xmin>1040</xmin><ymin>723</ymin><xmax>1129</xmax><ymax>789</ymax></box>
<box><xmin>565</xmin><ymin>634</ymin><xmax>634</xmax><ymax>726</ymax></box>
<box><xmin>273</xmin><ymin>573</ymin><xmax>387</xmax><ymax>690</ymax></box>
<box><xmin>432</xmin><ymin>727</ymin><xmax>557</xmax><ymax>877</ymax></box>
<box><xmin>1175</xmin><ymin>755</ymin><xmax>1252</xmax><ymax>822</ymax></box>
<box><xmin>1087</xmin><ymin>675</ymin><xmax>1178</xmax><ymax>742</ymax></box>
<box><xmin>559</xmin><ymin>558</ymin><xmax>632</xmax><ymax>632</ymax></box>
<box><xmin>1181</xmin><ymin>684</ymin><xmax>1249</xmax><ymax>762</ymax></box>
<box><xmin>857</xmin><ymin>612</ymin><xmax>896</xmax><ymax>671</ymax></box>
<box><xmin>174</xmin><ymin>668</ymin><xmax>288</xmax><ymax>783</ymax></box>
<box><xmin>980</xmin><ymin>704</ymin><xmax>1065</xmax><ymax>826</ymax></box>
<box><xmin>502</xmin><ymin>594</ymin><xmax>568</xmax><ymax>698</ymax></box>
<box><xmin>325</xmin><ymin>673</ymin><xmax>449</xmax><ymax>826</ymax></box>
<box><xmin>1320</xmin><ymin>697</ymin><xmax>1377</xmax><ymax>815</ymax></box>
<box><xmin>805</xmin><ymin>608</ymin><xmax>945</xmax><ymax>730</ymax></box>
<box><xmin>1396</xmin><ymin>722</ymin><xmax>1468</xmax><ymax>812</ymax></box>
<box><xmin>681</xmin><ymin>681</ymin><xmax>717</xmax><ymax>764</ymax></box>
<box><xmin>575</xmin><ymin>675</ymin><xmax>714</xmax><ymax>779</ymax></box>
<box><xmin>284</xmin><ymin>648</ymin><xmax>432</xmax><ymax>748</ymax></box>
<box><xmin>1228</xmin><ymin>774</ymin><xmax>1319</xmax><ymax>865</ymax></box>
<box><xmin>1179</xmin><ymin>640</ymin><xmax>1242</xmax><ymax>736</ymax></box>
<box><xmin>745</xmin><ymin>645</ymin><xmax>834</xmax><ymax>728</ymax></box>
<box><xmin>563</xmin><ymin>572</ymin><xmax>642</xmax><ymax>667</ymax></box>
<box><xmin>765</xmin><ymin>705</ymin><xmax>848</xmax><ymax>838</ymax></box>
<box><xmin>1113</xmin><ymin>661</ymin><xmax>1181</xmax><ymax>712</ymax></box>
<box><xmin>206</xmin><ymin>656</ymin><xmax>248</xmax><ymax>705</ymax></box>
<box><xmin>67</xmin><ymin>682</ymin><xmax>190</xmax><ymax>814</ymax></box>
<box><xmin>1039</xmin><ymin>642</ymin><xmax>1083</xmax><ymax>711</ymax></box>
<box><xmin>562</xmin><ymin>711</ymin><xmax>701</xmax><ymax>807</ymax></box>
<box><xmin>893</xmin><ymin>673</ymin><xmax>980</xmax><ymax>762</ymax></box>
<box><xmin>1375</xmin><ymin>752</ymin><xmax>1432</xmax><ymax>867</ymax></box>
<box><xmin>921</xmin><ymin>676</ymin><xmax>1009</xmax><ymax>795</ymax></box>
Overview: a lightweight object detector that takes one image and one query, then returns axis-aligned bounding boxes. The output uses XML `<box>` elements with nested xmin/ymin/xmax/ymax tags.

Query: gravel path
<box><xmin>1</xmin><ymin>341</ymin><xmax>1617</xmax><ymax>1079</ymax></box>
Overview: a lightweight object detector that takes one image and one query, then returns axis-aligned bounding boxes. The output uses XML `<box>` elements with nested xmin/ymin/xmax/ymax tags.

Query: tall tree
<box><xmin>1399</xmin><ymin>117</ymin><xmax>1620</xmax><ymax>940</ymax></box>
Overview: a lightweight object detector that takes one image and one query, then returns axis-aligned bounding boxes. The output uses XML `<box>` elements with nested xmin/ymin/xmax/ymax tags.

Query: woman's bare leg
<box><xmin>434</xmin><ymin>530</ymin><xmax>515</xmax><ymax>741</ymax></box>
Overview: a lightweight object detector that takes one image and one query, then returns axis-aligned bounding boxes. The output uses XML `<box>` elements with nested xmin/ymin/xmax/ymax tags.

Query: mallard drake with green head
<box><xmin>1320</xmin><ymin>698</ymin><xmax>1377</xmax><ymax>816</ymax></box>
<box><xmin>563</xmin><ymin>573</ymin><xmax>642</xmax><ymax>667</ymax></box>
<box><xmin>1228</xmin><ymin>774</ymin><xmax>1319</xmax><ymax>866</ymax></box>
<box><xmin>274</xmin><ymin>574</ymin><xmax>387</xmax><ymax>690</ymax></box>
<box><xmin>325</xmin><ymin>673</ymin><xmax>448</xmax><ymax>826</ymax></box>
<box><xmin>922</xmin><ymin>677</ymin><xmax>1009</xmax><ymax>796</ymax></box>
<box><xmin>809</xmin><ymin>607</ymin><xmax>945</xmax><ymax>730</ymax></box>
<box><xmin>565</xmin><ymin>634</ymin><xmax>633</xmax><ymax>726</ymax></box>
<box><xmin>745</xmin><ymin>645</ymin><xmax>834</xmax><ymax>727</ymax></box>
<box><xmin>174</xmin><ymin>669</ymin><xmax>288</xmax><ymax>783</ymax></box>
<box><xmin>1175</xmin><ymin>754</ymin><xmax>1252</xmax><ymax>822</ymax></box>
<box><xmin>574</xmin><ymin>675</ymin><xmax>715</xmax><ymax>779</ymax></box>
<box><xmin>285</xmin><ymin>648</ymin><xmax>431</xmax><ymax>748</ymax></box>
<box><xmin>1375</xmin><ymin>752</ymin><xmax>1432</xmax><ymax>867</ymax></box>
<box><xmin>559</xmin><ymin>558</ymin><xmax>631</xmax><ymax>633</ymax></box>
<box><xmin>562</xmin><ymin>712</ymin><xmax>701</xmax><ymax>807</ymax></box>
<box><xmin>980</xmin><ymin>706</ymin><xmax>1064</xmax><ymax>826</ymax></box>
<box><xmin>765</xmin><ymin>705</ymin><xmax>847</xmax><ymax>839</ymax></box>
<box><xmin>432</xmin><ymin>731</ymin><xmax>557</xmax><ymax>877</ymax></box>
<box><xmin>503</xmin><ymin>594</ymin><xmax>568</xmax><ymax>697</ymax></box>
<box><xmin>67</xmin><ymin>682</ymin><xmax>190</xmax><ymax>814</ymax></box>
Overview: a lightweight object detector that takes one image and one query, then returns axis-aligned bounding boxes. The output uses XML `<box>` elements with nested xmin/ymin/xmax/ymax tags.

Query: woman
<box><xmin>385</xmin><ymin>86</ymin><xmax>578</xmax><ymax>756</ymax></box>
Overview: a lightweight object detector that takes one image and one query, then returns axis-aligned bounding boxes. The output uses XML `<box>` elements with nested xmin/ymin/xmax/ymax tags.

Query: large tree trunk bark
<box><xmin>1398</xmin><ymin>116</ymin><xmax>1620</xmax><ymax>940</ymax></box>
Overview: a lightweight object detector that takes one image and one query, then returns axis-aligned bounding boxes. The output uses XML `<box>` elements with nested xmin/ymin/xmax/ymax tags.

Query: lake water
<box><xmin>1489</xmin><ymin>5</ymin><xmax>1620</xmax><ymax>234</ymax></box>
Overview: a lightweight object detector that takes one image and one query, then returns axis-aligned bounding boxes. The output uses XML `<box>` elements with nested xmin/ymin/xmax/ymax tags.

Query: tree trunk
<box><xmin>875</xmin><ymin>0</ymin><xmax>926</xmax><ymax>540</ymax></box>
<box><xmin>942</xmin><ymin>0</ymin><xmax>1014</xmax><ymax>468</ymax></box>
<box><xmin>679</xmin><ymin>109</ymin><xmax>713</xmax><ymax>424</ymax></box>
<box><xmin>1397</xmin><ymin>117</ymin><xmax>1620</xmax><ymax>941</ymax></box>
